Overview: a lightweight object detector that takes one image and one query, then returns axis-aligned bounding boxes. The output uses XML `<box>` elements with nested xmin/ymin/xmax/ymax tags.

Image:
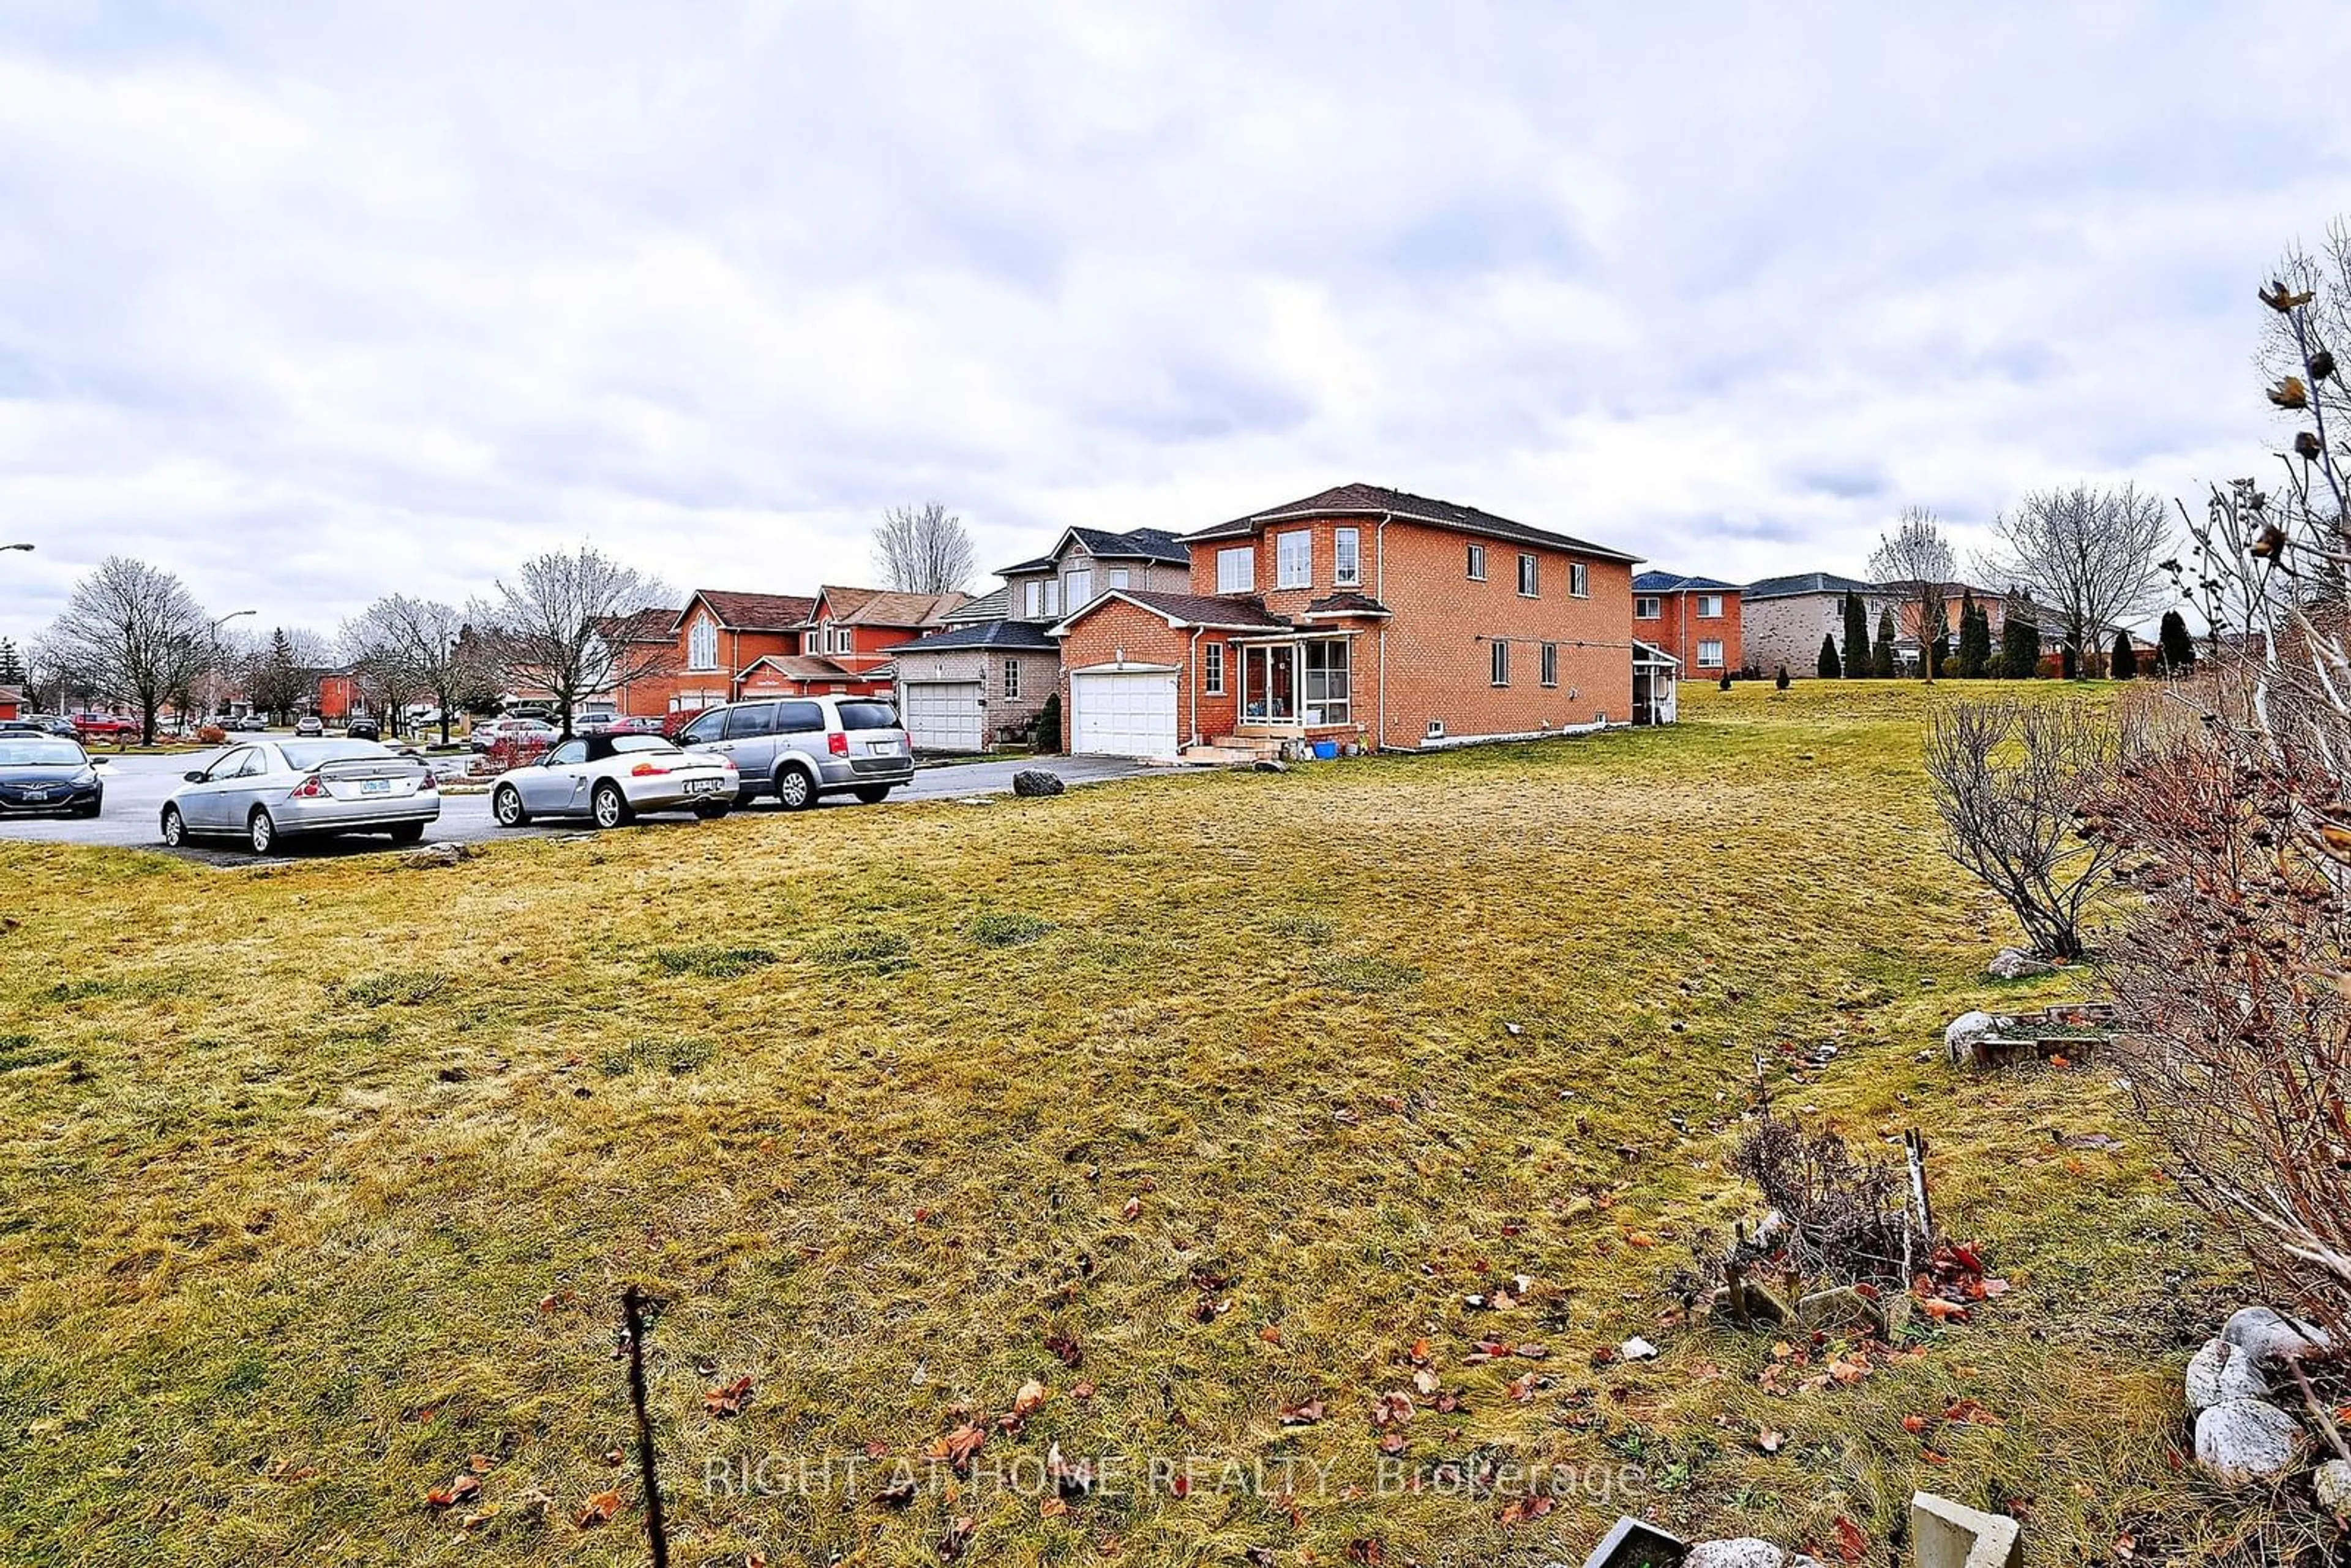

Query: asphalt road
<box><xmin>0</xmin><ymin>745</ymin><xmax>1165</xmax><ymax>865</ymax></box>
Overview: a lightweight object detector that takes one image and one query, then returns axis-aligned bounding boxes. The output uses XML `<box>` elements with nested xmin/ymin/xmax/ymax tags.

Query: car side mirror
<box><xmin>183</xmin><ymin>770</ymin><xmax>207</xmax><ymax>782</ymax></box>
<box><xmin>91</xmin><ymin>756</ymin><xmax>109</xmax><ymax>766</ymax></box>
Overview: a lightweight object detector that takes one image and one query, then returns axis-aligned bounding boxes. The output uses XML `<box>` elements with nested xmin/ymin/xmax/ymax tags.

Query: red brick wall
<box><xmin>1056</xmin><ymin>601</ymin><xmax>1236</xmax><ymax>745</ymax></box>
<box><xmin>1637</xmin><ymin>590</ymin><xmax>1742</xmax><ymax>676</ymax></box>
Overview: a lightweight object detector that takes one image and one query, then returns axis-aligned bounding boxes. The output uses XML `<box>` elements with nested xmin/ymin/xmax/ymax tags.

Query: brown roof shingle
<box><xmin>1183</xmin><ymin>482</ymin><xmax>1640</xmax><ymax>564</ymax></box>
<box><xmin>816</xmin><ymin>586</ymin><xmax>967</xmax><ymax>628</ymax></box>
<box><xmin>691</xmin><ymin>590</ymin><xmax>819</xmax><ymax>632</ymax></box>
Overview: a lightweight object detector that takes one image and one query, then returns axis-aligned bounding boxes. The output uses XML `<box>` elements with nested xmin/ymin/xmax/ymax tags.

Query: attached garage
<box><xmin>1070</xmin><ymin>666</ymin><xmax>1179</xmax><ymax>759</ymax></box>
<box><xmin>901</xmin><ymin>680</ymin><xmax>985</xmax><ymax>752</ymax></box>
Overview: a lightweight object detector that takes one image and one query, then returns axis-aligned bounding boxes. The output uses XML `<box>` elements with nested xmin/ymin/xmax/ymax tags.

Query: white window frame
<box><xmin>1108</xmin><ymin>567</ymin><xmax>1130</xmax><ymax>589</ymax></box>
<box><xmin>1490</xmin><ymin>640</ymin><xmax>1510</xmax><ymax>687</ymax></box>
<box><xmin>1003</xmin><ymin>658</ymin><xmax>1021</xmax><ymax>700</ymax></box>
<box><xmin>1024</xmin><ymin>580</ymin><xmax>1043</xmax><ymax>619</ymax></box>
<box><xmin>1333</xmin><ymin>528</ymin><xmax>1361</xmax><ymax>588</ymax></box>
<box><xmin>1065</xmin><ymin>567</ymin><xmax>1092</xmax><ymax>609</ymax></box>
<box><xmin>1697</xmin><ymin>593</ymin><xmax>1723</xmax><ymax>618</ymax></box>
<box><xmin>1217</xmin><ymin>547</ymin><xmax>1254</xmax><ymax>595</ymax></box>
<box><xmin>1466</xmin><ymin>543</ymin><xmax>1487</xmax><ymax>581</ymax></box>
<box><xmin>1203</xmin><ymin>640</ymin><xmax>1226</xmax><ymax>696</ymax></box>
<box><xmin>1698</xmin><ymin>639</ymin><xmax>1725</xmax><ymax>669</ymax></box>
<box><xmin>1635</xmin><ymin>596</ymin><xmax>1662</xmax><ymax>620</ymax></box>
<box><xmin>1541</xmin><ymin>642</ymin><xmax>1559</xmax><ymax>687</ymax></box>
<box><xmin>1276</xmin><ymin>530</ymin><xmax>1311</xmax><ymax>591</ymax></box>
<box><xmin>687</xmin><ymin>615</ymin><xmax>719</xmax><ymax>672</ymax></box>
<box><xmin>1517</xmin><ymin>553</ymin><xmax>1539</xmax><ymax>598</ymax></box>
<box><xmin>1043</xmin><ymin>579</ymin><xmax>1061</xmax><ymax>619</ymax></box>
<box><xmin>1570</xmin><ymin>562</ymin><xmax>1590</xmax><ymax>598</ymax></box>
<box><xmin>1302</xmin><ymin>639</ymin><xmax>1351</xmax><ymax>725</ymax></box>
<box><xmin>831</xmin><ymin>626</ymin><xmax>850</xmax><ymax>654</ymax></box>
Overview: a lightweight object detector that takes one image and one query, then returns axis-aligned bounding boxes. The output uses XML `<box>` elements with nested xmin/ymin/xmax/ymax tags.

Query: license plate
<box><xmin>362</xmin><ymin>778</ymin><xmax>391</xmax><ymax>795</ymax></box>
<box><xmin>685</xmin><ymin>777</ymin><xmax>722</xmax><ymax>795</ymax></box>
<box><xmin>24</xmin><ymin>790</ymin><xmax>48</xmax><ymax>802</ymax></box>
<box><xmin>869</xmin><ymin>740</ymin><xmax>902</xmax><ymax>754</ymax></box>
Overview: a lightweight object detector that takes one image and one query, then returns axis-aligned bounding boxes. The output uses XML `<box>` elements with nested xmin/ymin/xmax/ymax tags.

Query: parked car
<box><xmin>0</xmin><ymin>734</ymin><xmax>107</xmax><ymax>817</ymax></box>
<box><xmin>293</xmin><ymin>715</ymin><xmax>325</xmax><ymax>738</ymax></box>
<box><xmin>489</xmin><ymin>733</ymin><xmax>738</xmax><ymax>830</ymax></box>
<box><xmin>15</xmin><ymin>713</ymin><xmax>79</xmax><ymax>737</ymax></box>
<box><xmin>70</xmin><ymin>712</ymin><xmax>138</xmax><ymax>741</ymax></box>
<box><xmin>346</xmin><ymin>716</ymin><xmax>381</xmax><ymax>741</ymax></box>
<box><xmin>160</xmin><ymin>739</ymin><xmax>440</xmax><ymax>855</ymax></box>
<box><xmin>673</xmin><ymin>696</ymin><xmax>912</xmax><ymax>811</ymax></box>
<box><xmin>231</xmin><ymin>713</ymin><xmax>269</xmax><ymax>732</ymax></box>
<box><xmin>470</xmin><ymin>717</ymin><xmax>559</xmax><ymax>754</ymax></box>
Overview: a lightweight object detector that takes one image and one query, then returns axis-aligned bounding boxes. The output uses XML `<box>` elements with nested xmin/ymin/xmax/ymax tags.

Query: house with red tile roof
<box><xmin>736</xmin><ymin>585</ymin><xmax>967</xmax><ymax>701</ymax></box>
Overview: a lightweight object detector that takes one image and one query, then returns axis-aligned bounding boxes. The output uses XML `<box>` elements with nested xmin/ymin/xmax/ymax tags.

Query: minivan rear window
<box><xmin>776</xmin><ymin>701</ymin><xmax>825</xmax><ymax>733</ymax></box>
<box><xmin>836</xmin><ymin>702</ymin><xmax>898</xmax><ymax>732</ymax></box>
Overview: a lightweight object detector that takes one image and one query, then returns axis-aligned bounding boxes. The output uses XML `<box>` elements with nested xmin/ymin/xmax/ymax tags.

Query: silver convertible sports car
<box><xmin>162</xmin><ymin>739</ymin><xmax>441</xmax><ymax>854</ymax></box>
<box><xmin>489</xmin><ymin>733</ymin><xmax>738</xmax><ymax>830</ymax></box>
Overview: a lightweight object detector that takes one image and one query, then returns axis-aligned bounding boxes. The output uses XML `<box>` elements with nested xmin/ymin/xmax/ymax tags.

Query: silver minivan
<box><xmin>673</xmin><ymin>697</ymin><xmax>913</xmax><ymax>810</ymax></box>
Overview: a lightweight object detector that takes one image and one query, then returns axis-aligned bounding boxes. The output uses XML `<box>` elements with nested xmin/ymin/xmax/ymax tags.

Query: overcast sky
<box><xmin>2</xmin><ymin>2</ymin><xmax>2346</xmax><ymax>644</ymax></box>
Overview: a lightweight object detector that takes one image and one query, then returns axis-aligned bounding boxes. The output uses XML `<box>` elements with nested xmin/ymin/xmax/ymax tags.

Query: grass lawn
<box><xmin>0</xmin><ymin>681</ymin><xmax>2276</xmax><ymax>1565</ymax></box>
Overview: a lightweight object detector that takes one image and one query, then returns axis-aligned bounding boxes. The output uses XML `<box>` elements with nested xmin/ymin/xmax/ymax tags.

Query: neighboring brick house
<box><xmin>882</xmin><ymin>620</ymin><xmax>1060</xmax><ymax>752</ymax></box>
<box><xmin>624</xmin><ymin>590</ymin><xmax>816</xmax><ymax>717</ymax></box>
<box><xmin>1047</xmin><ymin>484</ymin><xmax>1643</xmax><ymax>759</ymax></box>
<box><xmin>737</xmin><ymin>586</ymin><xmax>967</xmax><ymax>702</ymax></box>
<box><xmin>1632</xmin><ymin>571</ymin><xmax>1741</xmax><ymax>678</ymax></box>
<box><xmin>0</xmin><ymin>686</ymin><xmax>20</xmax><ymax>721</ymax></box>
<box><xmin>1000</xmin><ymin>527</ymin><xmax>1191</xmax><ymax>624</ymax></box>
<box><xmin>1739</xmin><ymin>572</ymin><xmax>1888</xmax><ymax>676</ymax></box>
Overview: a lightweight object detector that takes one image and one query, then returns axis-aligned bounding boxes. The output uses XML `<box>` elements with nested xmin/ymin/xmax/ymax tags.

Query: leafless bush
<box><xmin>1925</xmin><ymin>696</ymin><xmax>2138</xmax><ymax>959</ymax></box>
<box><xmin>1729</xmin><ymin>1111</ymin><xmax>1926</xmax><ymax>1289</ymax></box>
<box><xmin>2080</xmin><ymin>241</ymin><xmax>2351</xmax><ymax>1346</ymax></box>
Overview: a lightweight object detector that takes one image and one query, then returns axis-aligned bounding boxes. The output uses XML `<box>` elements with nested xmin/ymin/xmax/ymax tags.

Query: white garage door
<box><xmin>901</xmin><ymin>681</ymin><xmax>985</xmax><ymax>752</ymax></box>
<box><xmin>1071</xmin><ymin>669</ymin><xmax>1179</xmax><ymax>758</ymax></box>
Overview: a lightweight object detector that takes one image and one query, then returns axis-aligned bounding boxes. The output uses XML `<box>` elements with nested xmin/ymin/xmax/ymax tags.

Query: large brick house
<box><xmin>1738</xmin><ymin>572</ymin><xmax>1886</xmax><ymax>676</ymax></box>
<box><xmin>642</xmin><ymin>590</ymin><xmax>815</xmax><ymax>716</ymax></box>
<box><xmin>1632</xmin><ymin>571</ymin><xmax>1741</xmax><ymax>678</ymax></box>
<box><xmin>1047</xmin><ymin>484</ymin><xmax>1643</xmax><ymax>759</ymax></box>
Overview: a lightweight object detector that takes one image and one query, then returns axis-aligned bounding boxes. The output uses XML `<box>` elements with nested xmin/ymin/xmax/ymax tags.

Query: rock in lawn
<box><xmin>1011</xmin><ymin>769</ymin><xmax>1066</xmax><ymax>798</ymax></box>
<box><xmin>1794</xmin><ymin>1285</ymin><xmax>1886</xmax><ymax>1339</ymax></box>
<box><xmin>2316</xmin><ymin>1458</ymin><xmax>2351</xmax><ymax>1518</ymax></box>
<box><xmin>2194</xmin><ymin>1397</ymin><xmax>2301</xmax><ymax>1483</ymax></box>
<box><xmin>1943</xmin><ymin>1010</ymin><xmax>1998</xmax><ymax>1067</ymax></box>
<box><xmin>1253</xmin><ymin>759</ymin><xmax>1287</xmax><ymax>773</ymax></box>
<box><xmin>1684</xmin><ymin>1540</ymin><xmax>1784</xmax><ymax>1568</ymax></box>
<box><xmin>2221</xmin><ymin>1304</ymin><xmax>2334</xmax><ymax>1367</ymax></box>
<box><xmin>1986</xmin><ymin>947</ymin><xmax>2053</xmax><ymax>980</ymax></box>
<box><xmin>2185</xmin><ymin>1338</ymin><xmax>2271</xmax><ymax>1412</ymax></box>
<box><xmin>396</xmin><ymin>842</ymin><xmax>468</xmax><ymax>869</ymax></box>
<box><xmin>1620</xmin><ymin>1336</ymin><xmax>1659</xmax><ymax>1361</ymax></box>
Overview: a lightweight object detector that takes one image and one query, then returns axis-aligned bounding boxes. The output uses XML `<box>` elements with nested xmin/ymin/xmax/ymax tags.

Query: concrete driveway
<box><xmin>0</xmin><ymin>747</ymin><xmax>1171</xmax><ymax>863</ymax></box>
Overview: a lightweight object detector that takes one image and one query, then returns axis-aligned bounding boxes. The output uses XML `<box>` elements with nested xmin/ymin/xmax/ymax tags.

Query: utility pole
<box><xmin>208</xmin><ymin>609</ymin><xmax>255</xmax><ymax>721</ymax></box>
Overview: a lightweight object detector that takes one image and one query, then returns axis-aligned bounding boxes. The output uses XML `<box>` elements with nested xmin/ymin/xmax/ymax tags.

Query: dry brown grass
<box><xmin>0</xmin><ymin>681</ymin><xmax>2281</xmax><ymax>1564</ymax></box>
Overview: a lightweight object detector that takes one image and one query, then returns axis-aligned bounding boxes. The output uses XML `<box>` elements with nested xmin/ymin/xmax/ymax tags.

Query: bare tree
<box><xmin>1925</xmin><ymin>697</ymin><xmax>2136</xmax><ymax>959</ymax></box>
<box><xmin>1867</xmin><ymin>506</ymin><xmax>1956</xmax><ymax>680</ymax></box>
<box><xmin>2078</xmin><ymin>242</ymin><xmax>2351</xmax><ymax>1349</ymax></box>
<box><xmin>473</xmin><ymin>545</ymin><xmax>673</xmax><ymax>737</ymax></box>
<box><xmin>1979</xmin><ymin>483</ymin><xmax>2172</xmax><ymax>680</ymax></box>
<box><xmin>872</xmin><ymin>503</ymin><xmax>975</xmax><ymax>595</ymax></box>
<box><xmin>37</xmin><ymin>557</ymin><xmax>212</xmax><ymax>743</ymax></box>
<box><xmin>342</xmin><ymin>595</ymin><xmax>481</xmax><ymax>744</ymax></box>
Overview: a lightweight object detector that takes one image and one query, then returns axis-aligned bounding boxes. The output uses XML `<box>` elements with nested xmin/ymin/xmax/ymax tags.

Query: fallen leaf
<box><xmin>926</xmin><ymin>1424</ymin><xmax>988</xmax><ymax>1470</ymax></box>
<box><xmin>1832</xmin><ymin>1514</ymin><xmax>1867</xmax><ymax>1564</ymax></box>
<box><xmin>1370</xmin><ymin>1390</ymin><xmax>1414</xmax><ymax>1428</ymax></box>
<box><xmin>459</xmin><ymin>1504</ymin><xmax>501</xmax><ymax>1530</ymax></box>
<box><xmin>1756</xmin><ymin>1426</ymin><xmax>1783</xmax><ymax>1454</ymax></box>
<box><xmin>466</xmin><ymin>1453</ymin><xmax>497</xmax><ymax>1475</ymax></box>
<box><xmin>1901</xmin><ymin>1414</ymin><xmax>1929</xmax><ymax>1433</ymax></box>
<box><xmin>1278</xmin><ymin>1397</ymin><xmax>1326</xmax><ymax>1426</ymax></box>
<box><xmin>1071</xmin><ymin>1379</ymin><xmax>1096</xmax><ymax>1400</ymax></box>
<box><xmin>1120</xmin><ymin>1196</ymin><xmax>1142</xmax><ymax>1222</ymax></box>
<box><xmin>1040</xmin><ymin>1496</ymin><xmax>1069</xmax><ymax>1520</ymax></box>
<box><xmin>1045</xmin><ymin>1332</ymin><xmax>1084</xmax><ymax>1368</ymax></box>
<box><xmin>1013</xmin><ymin>1379</ymin><xmax>1051</xmax><ymax>1418</ymax></box>
<box><xmin>1258</xmin><ymin>1325</ymin><xmax>1283</xmax><ymax>1346</ymax></box>
<box><xmin>706</xmin><ymin>1375</ymin><xmax>756</xmax><ymax>1417</ymax></box>
<box><xmin>425</xmin><ymin>1473</ymin><xmax>482</xmax><ymax>1508</ymax></box>
<box><xmin>577</xmin><ymin>1489</ymin><xmax>623</xmax><ymax>1527</ymax></box>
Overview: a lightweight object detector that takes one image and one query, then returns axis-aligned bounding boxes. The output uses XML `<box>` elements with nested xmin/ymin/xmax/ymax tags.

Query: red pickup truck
<box><xmin>70</xmin><ymin>713</ymin><xmax>140</xmax><ymax>740</ymax></box>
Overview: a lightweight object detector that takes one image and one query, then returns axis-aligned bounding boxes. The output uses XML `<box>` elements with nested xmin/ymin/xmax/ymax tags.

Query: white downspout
<box><xmin>1374</xmin><ymin>511</ymin><xmax>1392</xmax><ymax>751</ymax></box>
<box><xmin>1187</xmin><ymin>626</ymin><xmax>1204</xmax><ymax>748</ymax></box>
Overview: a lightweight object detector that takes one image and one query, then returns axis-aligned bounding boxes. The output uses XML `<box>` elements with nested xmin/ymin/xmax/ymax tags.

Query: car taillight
<box><xmin>720</xmin><ymin>756</ymin><xmax>737</xmax><ymax>770</ymax></box>
<box><xmin>291</xmin><ymin>775</ymin><xmax>328</xmax><ymax>799</ymax></box>
<box><xmin>828</xmin><ymin>732</ymin><xmax>849</xmax><ymax>756</ymax></box>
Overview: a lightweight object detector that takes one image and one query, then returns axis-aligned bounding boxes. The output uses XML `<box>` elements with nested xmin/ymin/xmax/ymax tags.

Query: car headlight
<box><xmin>75</xmin><ymin>769</ymin><xmax>97</xmax><ymax>786</ymax></box>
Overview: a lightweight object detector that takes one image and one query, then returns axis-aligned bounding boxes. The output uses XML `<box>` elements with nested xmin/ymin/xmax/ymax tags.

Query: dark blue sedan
<box><xmin>0</xmin><ymin>735</ymin><xmax>106</xmax><ymax>818</ymax></box>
